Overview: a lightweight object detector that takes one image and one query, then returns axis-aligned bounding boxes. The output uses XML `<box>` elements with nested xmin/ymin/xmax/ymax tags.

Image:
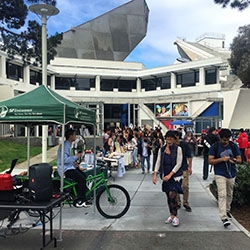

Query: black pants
<box><xmin>203</xmin><ymin>154</ymin><xmax>209</xmax><ymax>180</ymax></box>
<box><xmin>240</xmin><ymin>148</ymin><xmax>246</xmax><ymax>162</ymax></box>
<box><xmin>65</xmin><ymin>168</ymin><xmax>87</xmax><ymax>201</ymax></box>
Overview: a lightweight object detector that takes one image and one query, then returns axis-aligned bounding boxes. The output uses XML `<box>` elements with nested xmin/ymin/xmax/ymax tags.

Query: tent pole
<box><xmin>93</xmin><ymin>125</ymin><xmax>97</xmax><ymax>213</ymax></box>
<box><xmin>59</xmin><ymin>124</ymin><xmax>65</xmax><ymax>241</ymax></box>
<box><xmin>27</xmin><ymin>126</ymin><xmax>30</xmax><ymax>171</ymax></box>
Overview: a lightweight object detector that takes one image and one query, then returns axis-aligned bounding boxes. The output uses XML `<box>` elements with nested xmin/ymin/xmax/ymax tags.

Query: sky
<box><xmin>26</xmin><ymin>0</ymin><xmax>250</xmax><ymax>68</ymax></box>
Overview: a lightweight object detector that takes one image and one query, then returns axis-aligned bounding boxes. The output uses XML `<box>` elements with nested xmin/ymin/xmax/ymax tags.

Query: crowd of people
<box><xmin>57</xmin><ymin>124</ymin><xmax>248</xmax><ymax>228</ymax></box>
<box><xmin>102</xmin><ymin>125</ymin><xmax>248</xmax><ymax>228</ymax></box>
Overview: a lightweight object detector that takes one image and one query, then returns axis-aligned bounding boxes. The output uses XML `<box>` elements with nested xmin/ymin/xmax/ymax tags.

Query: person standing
<box><xmin>174</xmin><ymin>131</ymin><xmax>193</xmax><ymax>212</ymax></box>
<box><xmin>57</xmin><ymin>128</ymin><xmax>91</xmax><ymax>208</ymax></box>
<box><xmin>208</xmin><ymin>128</ymin><xmax>241</xmax><ymax>228</ymax></box>
<box><xmin>237</xmin><ymin>128</ymin><xmax>248</xmax><ymax>163</ymax></box>
<box><xmin>131</xmin><ymin>133</ymin><xmax>139</xmax><ymax>168</ymax></box>
<box><xmin>184</xmin><ymin>131</ymin><xmax>196</xmax><ymax>157</ymax></box>
<box><xmin>202</xmin><ymin>127</ymin><xmax>220</xmax><ymax>180</ymax></box>
<box><xmin>152</xmin><ymin>131</ymin><xmax>183</xmax><ymax>227</ymax></box>
<box><xmin>138</xmin><ymin>132</ymin><xmax>152</xmax><ymax>174</ymax></box>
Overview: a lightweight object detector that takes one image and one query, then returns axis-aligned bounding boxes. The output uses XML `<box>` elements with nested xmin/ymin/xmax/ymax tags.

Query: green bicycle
<box><xmin>54</xmin><ymin>160</ymin><xmax>131</xmax><ymax>219</ymax></box>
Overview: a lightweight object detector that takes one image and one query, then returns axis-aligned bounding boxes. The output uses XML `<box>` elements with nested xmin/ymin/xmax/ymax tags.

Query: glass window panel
<box><xmin>205</xmin><ymin>69</ymin><xmax>217</xmax><ymax>84</ymax></box>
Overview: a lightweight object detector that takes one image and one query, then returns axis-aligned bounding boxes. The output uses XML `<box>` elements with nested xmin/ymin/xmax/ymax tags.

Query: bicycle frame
<box><xmin>85</xmin><ymin>170</ymin><xmax>114</xmax><ymax>203</ymax></box>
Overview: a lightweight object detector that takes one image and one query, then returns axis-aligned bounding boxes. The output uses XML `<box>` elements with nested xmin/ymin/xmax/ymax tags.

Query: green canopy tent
<box><xmin>0</xmin><ymin>85</ymin><xmax>96</xmax><ymax>239</ymax></box>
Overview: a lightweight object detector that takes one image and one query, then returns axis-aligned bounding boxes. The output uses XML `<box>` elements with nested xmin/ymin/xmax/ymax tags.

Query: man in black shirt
<box><xmin>202</xmin><ymin>127</ymin><xmax>220</xmax><ymax>180</ymax></box>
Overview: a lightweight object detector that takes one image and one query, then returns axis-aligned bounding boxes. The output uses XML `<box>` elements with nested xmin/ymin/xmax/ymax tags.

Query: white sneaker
<box><xmin>172</xmin><ymin>217</ymin><xmax>180</xmax><ymax>227</ymax></box>
<box><xmin>165</xmin><ymin>216</ymin><xmax>173</xmax><ymax>224</ymax></box>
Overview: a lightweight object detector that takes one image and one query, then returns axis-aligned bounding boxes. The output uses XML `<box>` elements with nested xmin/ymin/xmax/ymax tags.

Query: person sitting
<box><xmin>57</xmin><ymin>128</ymin><xmax>91</xmax><ymax>208</ymax></box>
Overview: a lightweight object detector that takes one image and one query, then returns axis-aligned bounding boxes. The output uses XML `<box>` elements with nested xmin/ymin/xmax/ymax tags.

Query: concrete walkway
<box><xmin>1</xmin><ymin>150</ymin><xmax>250</xmax><ymax>250</ymax></box>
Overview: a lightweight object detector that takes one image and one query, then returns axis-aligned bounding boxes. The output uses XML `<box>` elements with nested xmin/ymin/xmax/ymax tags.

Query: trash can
<box><xmin>48</xmin><ymin>135</ymin><xmax>56</xmax><ymax>146</ymax></box>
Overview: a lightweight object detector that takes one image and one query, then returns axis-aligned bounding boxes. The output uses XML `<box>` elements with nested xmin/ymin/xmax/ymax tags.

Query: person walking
<box><xmin>57</xmin><ymin>128</ymin><xmax>91</xmax><ymax>208</ymax></box>
<box><xmin>202</xmin><ymin>127</ymin><xmax>220</xmax><ymax>180</ymax></box>
<box><xmin>237</xmin><ymin>128</ymin><xmax>248</xmax><ymax>163</ymax></box>
<box><xmin>208</xmin><ymin>128</ymin><xmax>241</xmax><ymax>228</ymax></box>
<box><xmin>152</xmin><ymin>131</ymin><xmax>183</xmax><ymax>227</ymax></box>
<box><xmin>174</xmin><ymin>131</ymin><xmax>193</xmax><ymax>212</ymax></box>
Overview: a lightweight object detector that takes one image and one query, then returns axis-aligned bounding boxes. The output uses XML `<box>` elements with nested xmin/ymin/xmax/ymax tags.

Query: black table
<box><xmin>0</xmin><ymin>193</ymin><xmax>67</xmax><ymax>250</ymax></box>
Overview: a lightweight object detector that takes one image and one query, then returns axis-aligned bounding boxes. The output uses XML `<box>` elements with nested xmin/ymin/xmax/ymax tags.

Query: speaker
<box><xmin>29</xmin><ymin>163</ymin><xmax>52</xmax><ymax>202</ymax></box>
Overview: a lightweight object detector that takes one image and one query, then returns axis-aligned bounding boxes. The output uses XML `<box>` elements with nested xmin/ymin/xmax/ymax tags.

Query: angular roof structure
<box><xmin>56</xmin><ymin>0</ymin><xmax>149</xmax><ymax>61</ymax></box>
<box><xmin>174</xmin><ymin>33</ymin><xmax>230</xmax><ymax>63</ymax></box>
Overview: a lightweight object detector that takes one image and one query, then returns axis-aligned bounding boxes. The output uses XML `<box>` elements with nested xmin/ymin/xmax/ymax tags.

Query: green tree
<box><xmin>230</xmin><ymin>24</ymin><xmax>250</xmax><ymax>87</ymax></box>
<box><xmin>0</xmin><ymin>0</ymin><xmax>62</xmax><ymax>66</ymax></box>
<box><xmin>214</xmin><ymin>0</ymin><xmax>250</xmax><ymax>10</ymax></box>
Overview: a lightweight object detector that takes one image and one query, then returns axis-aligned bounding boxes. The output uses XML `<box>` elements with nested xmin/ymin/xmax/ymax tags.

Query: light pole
<box><xmin>29</xmin><ymin>3</ymin><xmax>59</xmax><ymax>162</ymax></box>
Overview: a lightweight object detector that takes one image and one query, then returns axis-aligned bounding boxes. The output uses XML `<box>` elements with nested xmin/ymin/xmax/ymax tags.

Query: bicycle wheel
<box><xmin>96</xmin><ymin>184</ymin><xmax>130</xmax><ymax>219</ymax></box>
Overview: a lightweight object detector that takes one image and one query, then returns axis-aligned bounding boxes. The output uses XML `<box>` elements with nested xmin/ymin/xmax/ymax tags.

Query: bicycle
<box><xmin>53</xmin><ymin>159</ymin><xmax>131</xmax><ymax>219</ymax></box>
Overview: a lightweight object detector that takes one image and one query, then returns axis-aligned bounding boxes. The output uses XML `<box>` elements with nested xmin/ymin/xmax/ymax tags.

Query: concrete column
<box><xmin>199</xmin><ymin>67</ymin><xmax>205</xmax><ymax>85</ymax></box>
<box><xmin>0</xmin><ymin>56</ymin><xmax>6</xmax><ymax>78</ymax></box>
<box><xmin>95</xmin><ymin>75</ymin><xmax>100</xmax><ymax>91</ymax></box>
<box><xmin>216</xmin><ymin>67</ymin><xmax>220</xmax><ymax>84</ymax></box>
<box><xmin>23</xmin><ymin>65</ymin><xmax>30</xmax><ymax>86</ymax></box>
<box><xmin>171</xmin><ymin>72</ymin><xmax>176</xmax><ymax>89</ymax></box>
<box><xmin>50</xmin><ymin>75</ymin><xmax>55</xmax><ymax>90</ymax></box>
<box><xmin>136</xmin><ymin>77</ymin><xmax>141</xmax><ymax>92</ymax></box>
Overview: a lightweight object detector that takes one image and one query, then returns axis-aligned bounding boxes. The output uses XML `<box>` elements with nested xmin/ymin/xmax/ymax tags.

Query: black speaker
<box><xmin>29</xmin><ymin>163</ymin><xmax>52</xmax><ymax>202</ymax></box>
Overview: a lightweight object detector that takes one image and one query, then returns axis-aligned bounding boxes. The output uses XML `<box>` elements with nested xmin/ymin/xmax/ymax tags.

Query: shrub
<box><xmin>233</xmin><ymin>163</ymin><xmax>250</xmax><ymax>206</ymax></box>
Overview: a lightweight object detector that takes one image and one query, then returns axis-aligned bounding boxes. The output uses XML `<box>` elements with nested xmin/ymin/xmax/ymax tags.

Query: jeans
<box><xmin>132</xmin><ymin>147</ymin><xmax>138</xmax><ymax>165</ymax></box>
<box><xmin>141</xmin><ymin>155</ymin><xmax>150</xmax><ymax>172</ymax></box>
<box><xmin>215</xmin><ymin>175</ymin><xmax>235</xmax><ymax>220</ymax></box>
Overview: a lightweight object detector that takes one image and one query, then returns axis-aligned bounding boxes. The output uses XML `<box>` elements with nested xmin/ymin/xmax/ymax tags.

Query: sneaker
<box><xmin>184</xmin><ymin>205</ymin><xmax>192</xmax><ymax>212</ymax></box>
<box><xmin>164</xmin><ymin>216</ymin><xmax>173</xmax><ymax>224</ymax></box>
<box><xmin>75</xmin><ymin>200</ymin><xmax>92</xmax><ymax>208</ymax></box>
<box><xmin>172</xmin><ymin>217</ymin><xmax>180</xmax><ymax>227</ymax></box>
<box><xmin>222</xmin><ymin>218</ymin><xmax>231</xmax><ymax>228</ymax></box>
<box><xmin>227</xmin><ymin>212</ymin><xmax>232</xmax><ymax>220</ymax></box>
<box><xmin>177</xmin><ymin>204</ymin><xmax>181</xmax><ymax>209</ymax></box>
<box><xmin>141</xmin><ymin>171</ymin><xmax>145</xmax><ymax>174</ymax></box>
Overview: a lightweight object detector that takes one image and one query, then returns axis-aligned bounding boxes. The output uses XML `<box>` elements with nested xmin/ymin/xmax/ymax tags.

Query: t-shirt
<box><xmin>209</xmin><ymin>142</ymin><xmax>240</xmax><ymax>178</ymax></box>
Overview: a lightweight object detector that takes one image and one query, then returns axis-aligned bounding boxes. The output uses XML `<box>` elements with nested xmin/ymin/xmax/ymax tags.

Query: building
<box><xmin>0</xmin><ymin>0</ymin><xmax>247</xmax><ymax>137</ymax></box>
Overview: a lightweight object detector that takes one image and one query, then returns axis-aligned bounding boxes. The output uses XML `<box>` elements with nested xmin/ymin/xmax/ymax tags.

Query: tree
<box><xmin>214</xmin><ymin>0</ymin><xmax>250</xmax><ymax>10</ymax></box>
<box><xmin>230</xmin><ymin>24</ymin><xmax>250</xmax><ymax>87</ymax></box>
<box><xmin>0</xmin><ymin>0</ymin><xmax>62</xmax><ymax>66</ymax></box>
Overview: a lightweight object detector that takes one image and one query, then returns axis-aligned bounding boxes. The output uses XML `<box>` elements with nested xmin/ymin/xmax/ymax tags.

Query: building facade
<box><xmin>0</xmin><ymin>0</ymin><xmax>246</xmax><ymax>137</ymax></box>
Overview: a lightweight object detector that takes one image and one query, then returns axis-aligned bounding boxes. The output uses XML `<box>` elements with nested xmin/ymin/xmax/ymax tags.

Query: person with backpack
<box><xmin>152</xmin><ymin>130</ymin><xmax>183</xmax><ymax>227</ymax></box>
<box><xmin>208</xmin><ymin>128</ymin><xmax>241</xmax><ymax>228</ymax></box>
<box><xmin>174</xmin><ymin>131</ymin><xmax>193</xmax><ymax>212</ymax></box>
<box><xmin>202</xmin><ymin>127</ymin><xmax>220</xmax><ymax>180</ymax></box>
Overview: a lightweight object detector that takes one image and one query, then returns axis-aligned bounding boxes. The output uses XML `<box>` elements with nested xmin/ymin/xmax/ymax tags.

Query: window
<box><xmin>55</xmin><ymin>77</ymin><xmax>72</xmax><ymax>90</ymax></box>
<box><xmin>30</xmin><ymin>70</ymin><xmax>42</xmax><ymax>85</ymax></box>
<box><xmin>161</xmin><ymin>76</ymin><xmax>171</xmax><ymax>89</ymax></box>
<box><xmin>205</xmin><ymin>69</ymin><xmax>217</xmax><ymax>85</ymax></box>
<box><xmin>75</xmin><ymin>78</ymin><xmax>95</xmax><ymax>90</ymax></box>
<box><xmin>176</xmin><ymin>71</ymin><xmax>199</xmax><ymax>87</ymax></box>
<box><xmin>6</xmin><ymin>62</ymin><xmax>23</xmax><ymax>81</ymax></box>
<box><xmin>141</xmin><ymin>78</ymin><xmax>157</xmax><ymax>91</ymax></box>
<box><xmin>100</xmin><ymin>79</ymin><xmax>136</xmax><ymax>92</ymax></box>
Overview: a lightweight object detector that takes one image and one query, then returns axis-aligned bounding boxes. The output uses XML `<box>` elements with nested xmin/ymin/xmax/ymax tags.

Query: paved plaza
<box><xmin>1</xmin><ymin>150</ymin><xmax>250</xmax><ymax>249</ymax></box>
